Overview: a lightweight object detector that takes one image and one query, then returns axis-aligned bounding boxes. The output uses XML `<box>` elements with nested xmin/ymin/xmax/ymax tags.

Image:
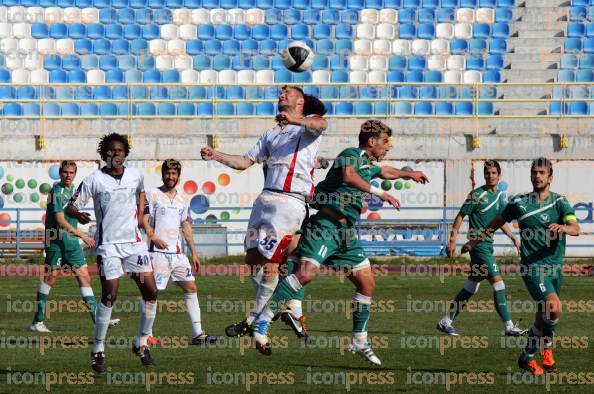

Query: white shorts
<box><xmin>244</xmin><ymin>190</ymin><xmax>307</xmax><ymax>263</ymax></box>
<box><xmin>96</xmin><ymin>242</ymin><xmax>152</xmax><ymax>281</ymax></box>
<box><xmin>151</xmin><ymin>252</ymin><xmax>194</xmax><ymax>290</ymax></box>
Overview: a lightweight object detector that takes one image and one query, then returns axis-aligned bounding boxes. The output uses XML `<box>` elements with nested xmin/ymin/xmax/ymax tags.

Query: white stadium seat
<box><xmin>456</xmin><ymin>8</ymin><xmax>475</xmax><ymax>23</ymax></box>
<box><xmin>255</xmin><ymin>69</ymin><xmax>273</xmax><ymax>83</ymax></box>
<box><xmin>2</xmin><ymin>37</ymin><xmax>18</xmax><ymax>52</ymax></box>
<box><xmin>149</xmin><ymin>39</ymin><xmax>167</xmax><ymax>55</ymax></box>
<box><xmin>350</xmin><ymin>55</ymin><xmax>368</xmax><ymax>70</ymax></box>
<box><xmin>6</xmin><ymin>54</ymin><xmax>22</xmax><ymax>69</ymax></box>
<box><xmin>436</xmin><ymin>23</ymin><xmax>454</xmax><ymax>40</ymax></box>
<box><xmin>13</xmin><ymin>23</ymin><xmax>30</xmax><ymax>39</ymax></box>
<box><xmin>376</xmin><ymin>23</ymin><xmax>395</xmax><ymax>40</ymax></box>
<box><xmin>19</xmin><ymin>38</ymin><xmax>37</xmax><ymax>52</ymax></box>
<box><xmin>37</xmin><ymin>38</ymin><xmax>55</xmax><ymax>54</ymax></box>
<box><xmin>56</xmin><ymin>38</ymin><xmax>74</xmax><ymax>55</ymax></box>
<box><xmin>463</xmin><ymin>70</ymin><xmax>482</xmax><ymax>83</ymax></box>
<box><xmin>218</xmin><ymin>69</ymin><xmax>237</xmax><ymax>84</ymax></box>
<box><xmin>161</xmin><ymin>24</ymin><xmax>179</xmax><ymax>40</ymax></box>
<box><xmin>379</xmin><ymin>8</ymin><xmax>397</xmax><ymax>24</ymax></box>
<box><xmin>431</xmin><ymin>39</ymin><xmax>449</xmax><ymax>55</ymax></box>
<box><xmin>44</xmin><ymin>7</ymin><xmax>63</xmax><ymax>24</ymax></box>
<box><xmin>210</xmin><ymin>9</ymin><xmax>226</xmax><ymax>24</ymax></box>
<box><xmin>155</xmin><ymin>55</ymin><xmax>173</xmax><ymax>70</ymax></box>
<box><xmin>369</xmin><ymin>55</ymin><xmax>388</xmax><ymax>70</ymax></box>
<box><xmin>0</xmin><ymin>23</ymin><xmax>11</xmax><ymax>38</ymax></box>
<box><xmin>81</xmin><ymin>8</ymin><xmax>99</xmax><ymax>24</ymax></box>
<box><xmin>454</xmin><ymin>23</ymin><xmax>473</xmax><ymax>39</ymax></box>
<box><xmin>192</xmin><ymin>9</ymin><xmax>210</xmax><ymax>25</ymax></box>
<box><xmin>30</xmin><ymin>68</ymin><xmax>48</xmax><ymax>83</ymax></box>
<box><xmin>87</xmin><ymin>69</ymin><xmax>105</xmax><ymax>83</ymax></box>
<box><xmin>353</xmin><ymin>39</ymin><xmax>372</xmax><ymax>55</ymax></box>
<box><xmin>63</xmin><ymin>7</ymin><xmax>82</xmax><ymax>24</ymax></box>
<box><xmin>228</xmin><ymin>8</ymin><xmax>245</xmax><ymax>24</ymax></box>
<box><xmin>392</xmin><ymin>39</ymin><xmax>411</xmax><ymax>55</ymax></box>
<box><xmin>0</xmin><ymin>7</ymin><xmax>6</xmax><ymax>23</ymax></box>
<box><xmin>312</xmin><ymin>70</ymin><xmax>330</xmax><ymax>83</ymax></box>
<box><xmin>476</xmin><ymin>8</ymin><xmax>494</xmax><ymax>24</ymax></box>
<box><xmin>444</xmin><ymin>70</ymin><xmax>461</xmax><ymax>83</ymax></box>
<box><xmin>27</xmin><ymin>7</ymin><xmax>45</xmax><ymax>24</ymax></box>
<box><xmin>360</xmin><ymin>9</ymin><xmax>379</xmax><ymax>24</ymax></box>
<box><xmin>373</xmin><ymin>39</ymin><xmax>391</xmax><ymax>55</ymax></box>
<box><xmin>447</xmin><ymin>55</ymin><xmax>466</xmax><ymax>70</ymax></box>
<box><xmin>349</xmin><ymin>70</ymin><xmax>367</xmax><ymax>83</ymax></box>
<box><xmin>368</xmin><ymin>70</ymin><xmax>386</xmax><ymax>83</ymax></box>
<box><xmin>173</xmin><ymin>9</ymin><xmax>191</xmax><ymax>25</ymax></box>
<box><xmin>12</xmin><ymin>68</ymin><xmax>30</xmax><ymax>83</ymax></box>
<box><xmin>167</xmin><ymin>39</ymin><xmax>186</xmax><ymax>55</ymax></box>
<box><xmin>174</xmin><ymin>54</ymin><xmax>192</xmax><ymax>70</ymax></box>
<box><xmin>8</xmin><ymin>7</ymin><xmax>25</xmax><ymax>23</ymax></box>
<box><xmin>427</xmin><ymin>54</ymin><xmax>446</xmax><ymax>71</ymax></box>
<box><xmin>24</xmin><ymin>51</ymin><xmax>42</xmax><ymax>70</ymax></box>
<box><xmin>412</xmin><ymin>39</ymin><xmax>430</xmax><ymax>56</ymax></box>
<box><xmin>237</xmin><ymin>69</ymin><xmax>255</xmax><ymax>84</ymax></box>
<box><xmin>200</xmin><ymin>69</ymin><xmax>218</xmax><ymax>83</ymax></box>
<box><xmin>179</xmin><ymin>24</ymin><xmax>197</xmax><ymax>40</ymax></box>
<box><xmin>245</xmin><ymin>8</ymin><xmax>264</xmax><ymax>25</ymax></box>
<box><xmin>356</xmin><ymin>23</ymin><xmax>375</xmax><ymax>39</ymax></box>
<box><xmin>180</xmin><ymin>69</ymin><xmax>198</xmax><ymax>83</ymax></box>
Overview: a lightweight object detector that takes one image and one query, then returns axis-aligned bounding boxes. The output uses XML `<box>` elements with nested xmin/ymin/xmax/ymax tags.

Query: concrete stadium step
<box><xmin>497</xmin><ymin>85</ymin><xmax>555</xmax><ymax>99</ymax></box>
<box><xmin>513</xmin><ymin>8</ymin><xmax>569</xmax><ymax>23</ymax></box>
<box><xmin>504</xmin><ymin>53</ymin><xmax>562</xmax><ymax>63</ymax></box>
<box><xmin>511</xmin><ymin>61</ymin><xmax>559</xmax><ymax>70</ymax></box>
<box><xmin>518</xmin><ymin>30</ymin><xmax>564</xmax><ymax>38</ymax></box>
<box><xmin>502</xmin><ymin>69</ymin><xmax>559</xmax><ymax>82</ymax></box>
<box><xmin>496</xmin><ymin>101</ymin><xmax>550</xmax><ymax>115</ymax></box>
<box><xmin>524</xmin><ymin>0</ymin><xmax>570</xmax><ymax>7</ymax></box>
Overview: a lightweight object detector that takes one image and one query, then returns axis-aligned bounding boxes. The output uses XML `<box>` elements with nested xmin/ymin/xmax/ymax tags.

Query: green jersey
<box><xmin>501</xmin><ymin>192</ymin><xmax>576</xmax><ymax>266</ymax></box>
<box><xmin>313</xmin><ymin>147</ymin><xmax>382</xmax><ymax>225</ymax></box>
<box><xmin>45</xmin><ymin>183</ymin><xmax>80</xmax><ymax>250</ymax></box>
<box><xmin>460</xmin><ymin>185</ymin><xmax>506</xmax><ymax>244</ymax></box>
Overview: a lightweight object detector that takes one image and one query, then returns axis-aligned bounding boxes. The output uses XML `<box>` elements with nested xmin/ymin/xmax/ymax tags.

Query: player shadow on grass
<box><xmin>290</xmin><ymin>363</ymin><xmax>395</xmax><ymax>373</ymax></box>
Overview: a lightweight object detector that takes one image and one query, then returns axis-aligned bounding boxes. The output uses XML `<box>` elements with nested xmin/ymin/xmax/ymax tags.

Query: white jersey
<box><xmin>71</xmin><ymin>167</ymin><xmax>144</xmax><ymax>246</ymax></box>
<box><xmin>145</xmin><ymin>187</ymin><xmax>189</xmax><ymax>254</ymax></box>
<box><xmin>244</xmin><ymin>116</ymin><xmax>323</xmax><ymax>198</ymax></box>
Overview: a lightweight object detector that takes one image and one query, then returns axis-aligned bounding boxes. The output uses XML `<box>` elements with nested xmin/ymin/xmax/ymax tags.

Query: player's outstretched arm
<box><xmin>54</xmin><ymin>212</ymin><xmax>95</xmax><ymax>247</ymax></box>
<box><xmin>182</xmin><ymin>220</ymin><xmax>200</xmax><ymax>273</ymax></box>
<box><xmin>500</xmin><ymin>223</ymin><xmax>521</xmax><ymax>253</ymax></box>
<box><xmin>343</xmin><ymin>166</ymin><xmax>400</xmax><ymax>210</ymax></box>
<box><xmin>461</xmin><ymin>215</ymin><xmax>507</xmax><ymax>253</ymax></box>
<box><xmin>549</xmin><ymin>220</ymin><xmax>581</xmax><ymax>236</ymax></box>
<box><xmin>276</xmin><ymin>112</ymin><xmax>328</xmax><ymax>136</ymax></box>
<box><xmin>447</xmin><ymin>213</ymin><xmax>465</xmax><ymax>257</ymax></box>
<box><xmin>200</xmin><ymin>146</ymin><xmax>254</xmax><ymax>170</ymax></box>
<box><xmin>379</xmin><ymin>166</ymin><xmax>429</xmax><ymax>184</ymax></box>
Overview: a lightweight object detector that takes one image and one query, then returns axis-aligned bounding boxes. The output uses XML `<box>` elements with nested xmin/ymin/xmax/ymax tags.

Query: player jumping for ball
<box><xmin>255</xmin><ymin>120</ymin><xmax>429</xmax><ymax>363</ymax></box>
<box><xmin>143</xmin><ymin>159</ymin><xmax>219</xmax><ymax>345</ymax></box>
<box><xmin>66</xmin><ymin>133</ymin><xmax>158</xmax><ymax>372</ymax></box>
<box><xmin>437</xmin><ymin>160</ymin><xmax>526</xmax><ymax>337</ymax></box>
<box><xmin>30</xmin><ymin>160</ymin><xmax>119</xmax><ymax>332</ymax></box>
<box><xmin>200</xmin><ymin>86</ymin><xmax>327</xmax><ymax>351</ymax></box>
<box><xmin>462</xmin><ymin>158</ymin><xmax>580</xmax><ymax>375</ymax></box>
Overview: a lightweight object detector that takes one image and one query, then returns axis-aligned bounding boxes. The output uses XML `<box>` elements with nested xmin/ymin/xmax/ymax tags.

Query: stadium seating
<box><xmin>0</xmin><ymin>0</ymin><xmax>514</xmax><ymax>116</ymax></box>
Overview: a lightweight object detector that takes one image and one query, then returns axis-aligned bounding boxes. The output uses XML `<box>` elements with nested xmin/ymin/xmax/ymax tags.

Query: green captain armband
<box><xmin>563</xmin><ymin>214</ymin><xmax>577</xmax><ymax>224</ymax></box>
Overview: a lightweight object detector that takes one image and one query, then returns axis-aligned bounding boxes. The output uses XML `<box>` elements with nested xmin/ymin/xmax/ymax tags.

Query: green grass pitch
<box><xmin>1</xmin><ymin>270</ymin><xmax>593</xmax><ymax>393</ymax></box>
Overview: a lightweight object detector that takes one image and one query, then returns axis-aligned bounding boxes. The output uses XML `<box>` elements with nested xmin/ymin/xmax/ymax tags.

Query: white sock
<box><xmin>248</xmin><ymin>273</ymin><xmax>279</xmax><ymax>323</ymax></box>
<box><xmin>184</xmin><ymin>292</ymin><xmax>203</xmax><ymax>337</ymax></box>
<box><xmin>441</xmin><ymin>316</ymin><xmax>453</xmax><ymax>326</ymax></box>
<box><xmin>286</xmin><ymin>299</ymin><xmax>303</xmax><ymax>318</ymax></box>
<box><xmin>92</xmin><ymin>302</ymin><xmax>112</xmax><ymax>353</ymax></box>
<box><xmin>504</xmin><ymin>320</ymin><xmax>514</xmax><ymax>330</ymax></box>
<box><xmin>257</xmin><ymin>305</ymin><xmax>275</xmax><ymax>325</ymax></box>
<box><xmin>38</xmin><ymin>282</ymin><xmax>52</xmax><ymax>295</ymax></box>
<box><xmin>353</xmin><ymin>332</ymin><xmax>368</xmax><ymax>345</ymax></box>
<box><xmin>136</xmin><ymin>300</ymin><xmax>157</xmax><ymax>348</ymax></box>
<box><xmin>250</xmin><ymin>266</ymin><xmax>262</xmax><ymax>292</ymax></box>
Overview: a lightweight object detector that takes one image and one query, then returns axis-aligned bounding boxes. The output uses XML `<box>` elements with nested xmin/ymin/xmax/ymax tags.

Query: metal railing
<box><xmin>0</xmin><ymin>82</ymin><xmax>593</xmax><ymax>119</ymax></box>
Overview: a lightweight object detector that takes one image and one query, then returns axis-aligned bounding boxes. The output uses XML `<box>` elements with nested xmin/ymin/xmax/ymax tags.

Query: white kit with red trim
<box><xmin>145</xmin><ymin>187</ymin><xmax>190</xmax><ymax>254</ymax></box>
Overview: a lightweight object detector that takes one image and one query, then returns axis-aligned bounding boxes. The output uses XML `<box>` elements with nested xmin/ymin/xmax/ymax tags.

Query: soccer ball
<box><xmin>281</xmin><ymin>41</ymin><xmax>314</xmax><ymax>72</ymax></box>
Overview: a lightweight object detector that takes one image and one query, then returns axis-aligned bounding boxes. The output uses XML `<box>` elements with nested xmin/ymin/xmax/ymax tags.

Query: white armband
<box><xmin>369</xmin><ymin>185</ymin><xmax>384</xmax><ymax>197</ymax></box>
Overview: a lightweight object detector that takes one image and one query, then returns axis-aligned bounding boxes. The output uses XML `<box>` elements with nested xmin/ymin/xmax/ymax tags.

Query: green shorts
<box><xmin>521</xmin><ymin>263</ymin><xmax>563</xmax><ymax>302</ymax></box>
<box><xmin>45</xmin><ymin>243</ymin><xmax>86</xmax><ymax>271</ymax></box>
<box><xmin>469</xmin><ymin>242</ymin><xmax>500</xmax><ymax>280</ymax></box>
<box><xmin>297</xmin><ymin>213</ymin><xmax>369</xmax><ymax>272</ymax></box>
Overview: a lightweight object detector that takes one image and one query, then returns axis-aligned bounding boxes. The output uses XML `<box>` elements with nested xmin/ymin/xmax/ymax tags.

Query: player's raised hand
<box><xmin>461</xmin><ymin>240</ymin><xmax>477</xmax><ymax>254</ymax></box>
<box><xmin>200</xmin><ymin>146</ymin><xmax>216</xmax><ymax>161</ymax></box>
<box><xmin>76</xmin><ymin>211</ymin><xmax>92</xmax><ymax>225</ymax></box>
<box><xmin>191</xmin><ymin>254</ymin><xmax>201</xmax><ymax>274</ymax></box>
<box><xmin>82</xmin><ymin>236</ymin><xmax>95</xmax><ymax>248</ymax></box>
<box><xmin>382</xmin><ymin>193</ymin><xmax>400</xmax><ymax>211</ymax></box>
<box><xmin>446</xmin><ymin>240</ymin><xmax>456</xmax><ymax>257</ymax></box>
<box><xmin>152</xmin><ymin>238</ymin><xmax>168</xmax><ymax>249</ymax></box>
<box><xmin>410</xmin><ymin>171</ymin><xmax>429</xmax><ymax>184</ymax></box>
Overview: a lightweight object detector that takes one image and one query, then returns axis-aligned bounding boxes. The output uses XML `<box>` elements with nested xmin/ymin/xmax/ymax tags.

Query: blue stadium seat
<box><xmin>437</xmin><ymin>7</ymin><xmax>455</xmax><ymax>22</ymax></box>
<box><xmin>143</xmin><ymin>69</ymin><xmax>162</xmax><ymax>82</ymax></box>
<box><xmin>492</xmin><ymin>23</ymin><xmax>510</xmax><ymax>38</ymax></box>
<box><xmin>392</xmin><ymin>102</ymin><xmax>412</xmax><ymax>115</ymax></box>
<box><xmin>42</xmin><ymin>103</ymin><xmax>60</xmax><ymax>116</ymax></box>
<box><xmin>32</xmin><ymin>23</ymin><xmax>49</xmax><ymax>39</ymax></box>
<box><xmin>495</xmin><ymin>7</ymin><xmax>513</xmax><ymax>22</ymax></box>
<box><xmin>314</xmin><ymin>24</ymin><xmax>331</xmax><ymax>39</ymax></box>
<box><xmin>93</xmin><ymin>39</ymin><xmax>111</xmax><ymax>55</ymax></box>
<box><xmin>418</xmin><ymin>23</ymin><xmax>435</xmax><ymax>39</ymax></box>
<box><xmin>497</xmin><ymin>0</ymin><xmax>514</xmax><ymax>5</ymax></box>
<box><xmin>564</xmin><ymin>38</ymin><xmax>583</xmax><ymax>53</ymax></box>
<box><xmin>435</xmin><ymin>102</ymin><xmax>453</xmax><ymax>115</ymax></box>
<box><xmin>580</xmin><ymin>54</ymin><xmax>594</xmax><ymax>68</ymax></box>
<box><xmin>479</xmin><ymin>0</ymin><xmax>496</xmax><ymax>6</ymax></box>
<box><xmin>253</xmin><ymin>55</ymin><xmax>270</xmax><ymax>70</ymax></box>
<box><xmin>177</xmin><ymin>103</ymin><xmax>195</xmax><ymax>116</ymax></box>
<box><xmin>93</xmin><ymin>86</ymin><xmax>112</xmax><ymax>99</ymax></box>
<box><xmin>473</xmin><ymin>23</ymin><xmax>491</xmax><ymax>38</ymax></box>
<box><xmin>260</xmin><ymin>40</ymin><xmax>277</xmax><ymax>56</ymax></box>
<box><xmin>335</xmin><ymin>24</ymin><xmax>353</xmax><ymax>39</ymax></box>
<box><xmin>225</xmin><ymin>86</ymin><xmax>244</xmax><ymax>99</ymax></box>
<box><xmin>317</xmin><ymin>39</ymin><xmax>334</xmax><ymax>55</ymax></box>
<box><xmin>570</xmin><ymin>6</ymin><xmax>587</xmax><ymax>22</ymax></box>
<box><xmin>486</xmin><ymin>54</ymin><xmax>504</xmax><ymax>69</ymax></box>
<box><xmin>558</xmin><ymin>70</ymin><xmax>576</xmax><ymax>82</ymax></box>
<box><xmin>561</xmin><ymin>54</ymin><xmax>578</xmax><ymax>69</ymax></box>
<box><xmin>61</xmin><ymin>103</ymin><xmax>80</xmax><ymax>116</ymax></box>
<box><xmin>576</xmin><ymin>69</ymin><xmax>593</xmax><ymax>81</ymax></box>
<box><xmin>291</xmin><ymin>24</ymin><xmax>309</xmax><ymax>40</ymax></box>
<box><xmin>569</xmin><ymin>102</ymin><xmax>588</xmax><ymax>115</ymax></box>
<box><xmin>241</xmin><ymin>39</ymin><xmax>258</xmax><ymax>54</ymax></box>
<box><xmin>413</xmin><ymin>102</ymin><xmax>432</xmax><ymax>115</ymax></box>
<box><xmin>99</xmin><ymin>55</ymin><xmax>118</xmax><ymax>71</ymax></box>
<box><xmin>365</xmin><ymin>0</ymin><xmax>383</xmax><ymax>7</ymax></box>
<box><xmin>585</xmin><ymin>37</ymin><xmax>594</xmax><ymax>53</ymax></box>
<box><xmin>324</xmin><ymin>102</ymin><xmax>333</xmax><ymax>115</ymax></box>
<box><xmin>137</xmin><ymin>103</ymin><xmax>156</xmax><ymax>116</ymax></box>
<box><xmin>216</xmin><ymin>25</ymin><xmax>233</xmax><ymax>40</ymax></box>
<box><xmin>213</xmin><ymin>54</ymin><xmax>231</xmax><ymax>70</ymax></box>
<box><xmin>294</xmin><ymin>0</ymin><xmax>311</xmax><ymax>8</ymax></box>
<box><xmin>0</xmin><ymin>87</ymin><xmax>15</xmax><ymax>99</ymax></box>
<box><xmin>117</xmin><ymin>8</ymin><xmax>135</xmax><ymax>24</ymax></box>
<box><xmin>406</xmin><ymin>70</ymin><xmax>424</xmax><ymax>82</ymax></box>
<box><xmin>400</xmin><ymin>86</ymin><xmax>419</xmax><ymax>99</ymax></box>
<box><xmin>419</xmin><ymin>86</ymin><xmax>437</xmax><ymax>99</ymax></box>
<box><xmin>451</xmin><ymin>39</ymin><xmax>468</xmax><ymax>54</ymax></box>
<box><xmin>329</xmin><ymin>0</ymin><xmax>345</xmax><ymax>8</ymax></box>
<box><xmin>270</xmin><ymin>24</ymin><xmax>288</xmax><ymax>40</ymax></box>
<box><xmin>80</xmin><ymin>103</ymin><xmax>99</xmax><ymax>116</ymax></box>
<box><xmin>568</xmin><ymin>22</ymin><xmax>585</xmax><ymax>38</ymax></box>
<box><xmin>384</xmin><ymin>0</ymin><xmax>401</xmax><ymax>6</ymax></box>
<box><xmin>69</xmin><ymin>24</ymin><xmax>86</xmax><ymax>39</ymax></box>
<box><xmin>418</xmin><ymin>8</ymin><xmax>435</xmax><ymax>23</ymax></box>
<box><xmin>335</xmin><ymin>39</ymin><xmax>352</xmax><ymax>54</ymax></box>
<box><xmin>399</xmin><ymin>9</ymin><xmax>416</xmax><ymax>24</ymax></box>
<box><xmin>275</xmin><ymin>69</ymin><xmax>293</xmax><ymax>82</ymax></box>
<box><xmin>138</xmin><ymin>56</ymin><xmax>155</xmax><ymax>71</ymax></box>
<box><xmin>455</xmin><ymin>102</ymin><xmax>474</xmax><ymax>115</ymax></box>
<box><xmin>275</xmin><ymin>0</ymin><xmax>292</xmax><ymax>8</ymax></box>
<box><xmin>489</xmin><ymin>39</ymin><xmax>507</xmax><ymax>54</ymax></box>
<box><xmin>111</xmin><ymin>86</ymin><xmax>128</xmax><ymax>100</ymax></box>
<box><xmin>438</xmin><ymin>86</ymin><xmax>458</xmax><ymax>99</ymax></box>
<box><xmin>373</xmin><ymin>102</ymin><xmax>388</xmax><ymax>115</ymax></box>
<box><xmin>320</xmin><ymin>86</ymin><xmax>338</xmax><ymax>98</ymax></box>
<box><xmin>3</xmin><ymin>103</ymin><xmax>22</xmax><ymax>116</ymax></box>
<box><xmin>335</xmin><ymin>102</ymin><xmax>353</xmax><ymax>115</ymax></box>
<box><xmin>106</xmin><ymin>24</ymin><xmax>123</xmax><ymax>39</ymax></box>
<box><xmin>403</xmin><ymin>0</ymin><xmax>420</xmax><ymax>7</ymax></box>
<box><xmin>331</xmin><ymin>69</ymin><xmax>349</xmax><ymax>82</ymax></box>
<box><xmin>187</xmin><ymin>40</ymin><xmax>203</xmax><ymax>55</ymax></box>
<box><xmin>68</xmin><ymin>69</ymin><xmax>86</xmax><ymax>83</ymax></box>
<box><xmin>99</xmin><ymin>8</ymin><xmax>116</xmax><ymax>24</ymax></box>
<box><xmin>441</xmin><ymin>0</ymin><xmax>458</xmax><ymax>7</ymax></box>
<box><xmin>49</xmin><ymin>70</ymin><xmax>68</xmax><ymax>83</ymax></box>
<box><xmin>80</xmin><ymin>54</ymin><xmax>98</xmax><ymax>70</ymax></box>
<box><xmin>549</xmin><ymin>102</ymin><xmax>567</xmax><ymax>115</ymax></box>
<box><xmin>252</xmin><ymin>24</ymin><xmax>269</xmax><ymax>40</ymax></box>
<box><xmin>232</xmin><ymin>56</ymin><xmax>252</xmax><ymax>70</ymax></box>
<box><xmin>44</xmin><ymin>55</ymin><xmax>62</xmax><ymax>71</ymax></box>
<box><xmin>312</xmin><ymin>0</ymin><xmax>328</xmax><ymax>7</ymax></box>
<box><xmin>479</xmin><ymin>86</ymin><xmax>497</xmax><ymax>98</ymax></box>
<box><xmin>157</xmin><ymin>103</ymin><xmax>176</xmax><ymax>116</ymax></box>
<box><xmin>22</xmin><ymin>103</ymin><xmax>40</xmax><ymax>116</ymax></box>
<box><xmin>330</xmin><ymin>54</ymin><xmax>348</xmax><ymax>69</ymax></box>
<box><xmin>389</xmin><ymin>55</ymin><xmax>407</xmax><ymax>69</ymax></box>
<box><xmin>265</xmin><ymin>8</ymin><xmax>282</xmax><ymax>24</ymax></box>
<box><xmin>112</xmin><ymin>40</ymin><xmax>129</xmax><ymax>55</ymax></box>
<box><xmin>469</xmin><ymin>38</ymin><xmax>487</xmax><ymax>54</ymax></box>
<box><xmin>354</xmin><ymin>102</ymin><xmax>373</xmax><ymax>115</ymax></box>
<box><xmin>142</xmin><ymin>24</ymin><xmax>160</xmax><ymax>39</ymax></box>
<box><xmin>387</xmin><ymin>70</ymin><xmax>404</xmax><ymax>82</ymax></box>
<box><xmin>205</xmin><ymin>40</ymin><xmax>223</xmax><ymax>55</ymax></box>
<box><xmin>256</xmin><ymin>102</ymin><xmax>275</xmax><ymax>115</ymax></box>
<box><xmin>477</xmin><ymin>102</ymin><xmax>494</xmax><ymax>115</ymax></box>
<box><xmin>424</xmin><ymin>70</ymin><xmax>442</xmax><ymax>82</ymax></box>
<box><xmin>460</xmin><ymin>0</ymin><xmax>476</xmax><ymax>6</ymax></box>
<box><xmin>87</xmin><ymin>23</ymin><xmax>105</xmax><ymax>39</ymax></box>
<box><xmin>483</xmin><ymin>70</ymin><xmax>501</xmax><ymax>82</ymax></box>
<box><xmin>467</xmin><ymin>55</ymin><xmax>485</xmax><ymax>70</ymax></box>
<box><xmin>197</xmin><ymin>25</ymin><xmax>214</xmax><ymax>40</ymax></box>
<box><xmin>271</xmin><ymin>57</ymin><xmax>286</xmax><ymax>70</ymax></box>
<box><xmin>162</xmin><ymin>70</ymin><xmax>179</xmax><ymax>83</ymax></box>
<box><xmin>294</xmin><ymin>71</ymin><xmax>312</xmax><ymax>83</ymax></box>
<box><xmin>304</xmin><ymin>9</ymin><xmax>321</xmax><ymax>24</ymax></box>
<box><xmin>223</xmin><ymin>39</ymin><xmax>241</xmax><ymax>55</ymax></box>
<box><xmin>130</xmin><ymin>38</ymin><xmax>148</xmax><ymax>55</ymax></box>
<box><xmin>408</xmin><ymin>56</ymin><xmax>426</xmax><ymax>70</ymax></box>
<box><xmin>17</xmin><ymin>87</ymin><xmax>37</xmax><ymax>99</ymax></box>
<box><xmin>99</xmin><ymin>103</ymin><xmax>117</xmax><ymax>116</ymax></box>
<box><xmin>49</xmin><ymin>23</ymin><xmax>68</xmax><ymax>39</ymax></box>
<box><xmin>347</xmin><ymin>0</ymin><xmax>364</xmax><ymax>9</ymax></box>
<box><xmin>75</xmin><ymin>39</ymin><xmax>93</xmax><ymax>54</ymax></box>
<box><xmin>61</xmin><ymin>55</ymin><xmax>80</xmax><ymax>71</ymax></box>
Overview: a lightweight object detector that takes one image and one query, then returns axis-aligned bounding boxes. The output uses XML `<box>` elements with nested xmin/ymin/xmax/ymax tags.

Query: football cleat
<box><xmin>253</xmin><ymin>321</ymin><xmax>272</xmax><ymax>356</ymax></box>
<box><xmin>192</xmin><ymin>333</ymin><xmax>219</xmax><ymax>345</ymax></box>
<box><xmin>29</xmin><ymin>322</ymin><xmax>51</xmax><ymax>333</ymax></box>
<box><xmin>132</xmin><ymin>345</ymin><xmax>155</xmax><ymax>366</ymax></box>
<box><xmin>541</xmin><ymin>349</ymin><xmax>558</xmax><ymax>372</ymax></box>
<box><xmin>91</xmin><ymin>352</ymin><xmax>106</xmax><ymax>373</ymax></box>
<box><xmin>505</xmin><ymin>323</ymin><xmax>528</xmax><ymax>337</ymax></box>
<box><xmin>108</xmin><ymin>318</ymin><xmax>121</xmax><ymax>327</ymax></box>
<box><xmin>280</xmin><ymin>311</ymin><xmax>311</xmax><ymax>345</ymax></box>
<box><xmin>518</xmin><ymin>357</ymin><xmax>544</xmax><ymax>375</ymax></box>
<box><xmin>225</xmin><ymin>319</ymin><xmax>253</xmax><ymax>337</ymax></box>
<box><xmin>349</xmin><ymin>341</ymin><xmax>381</xmax><ymax>366</ymax></box>
<box><xmin>436</xmin><ymin>321</ymin><xmax>459</xmax><ymax>336</ymax></box>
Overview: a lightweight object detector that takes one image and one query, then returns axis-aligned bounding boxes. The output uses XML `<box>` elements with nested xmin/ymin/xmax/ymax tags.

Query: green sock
<box><xmin>493</xmin><ymin>289</ymin><xmax>511</xmax><ymax>322</ymax></box>
<box><xmin>542</xmin><ymin>317</ymin><xmax>558</xmax><ymax>350</ymax></box>
<box><xmin>522</xmin><ymin>325</ymin><xmax>541</xmax><ymax>361</ymax></box>
<box><xmin>83</xmin><ymin>296</ymin><xmax>97</xmax><ymax>323</ymax></box>
<box><xmin>284</xmin><ymin>257</ymin><xmax>305</xmax><ymax>302</ymax></box>
<box><xmin>353</xmin><ymin>302</ymin><xmax>371</xmax><ymax>334</ymax></box>
<box><xmin>448</xmin><ymin>288</ymin><xmax>473</xmax><ymax>320</ymax></box>
<box><xmin>33</xmin><ymin>283</ymin><xmax>51</xmax><ymax>323</ymax></box>
<box><xmin>270</xmin><ymin>274</ymin><xmax>301</xmax><ymax>314</ymax></box>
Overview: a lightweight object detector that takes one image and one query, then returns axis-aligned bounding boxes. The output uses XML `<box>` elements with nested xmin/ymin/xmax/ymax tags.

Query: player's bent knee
<box><xmin>464</xmin><ymin>279</ymin><xmax>481</xmax><ymax>294</ymax></box>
